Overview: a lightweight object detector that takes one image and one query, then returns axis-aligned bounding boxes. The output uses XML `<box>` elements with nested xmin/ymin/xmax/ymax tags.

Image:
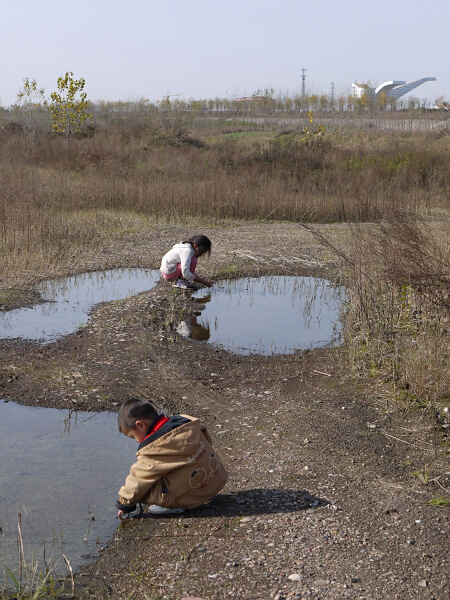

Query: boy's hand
<box><xmin>118</xmin><ymin>510</ymin><xmax>127</xmax><ymax>519</ymax></box>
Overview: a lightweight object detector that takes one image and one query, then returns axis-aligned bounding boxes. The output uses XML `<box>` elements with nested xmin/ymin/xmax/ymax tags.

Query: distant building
<box><xmin>234</xmin><ymin>96</ymin><xmax>270</xmax><ymax>102</ymax></box>
<box><xmin>352</xmin><ymin>83</ymin><xmax>371</xmax><ymax>99</ymax></box>
<box><xmin>352</xmin><ymin>77</ymin><xmax>436</xmax><ymax>102</ymax></box>
<box><xmin>375</xmin><ymin>78</ymin><xmax>436</xmax><ymax>101</ymax></box>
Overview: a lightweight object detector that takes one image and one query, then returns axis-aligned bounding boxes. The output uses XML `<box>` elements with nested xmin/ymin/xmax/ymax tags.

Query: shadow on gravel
<box><xmin>130</xmin><ymin>488</ymin><xmax>328</xmax><ymax>519</ymax></box>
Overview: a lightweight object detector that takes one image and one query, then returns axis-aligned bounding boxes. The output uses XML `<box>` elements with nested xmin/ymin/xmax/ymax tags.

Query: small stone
<box><xmin>351</xmin><ymin>577</ymin><xmax>361</xmax><ymax>583</ymax></box>
<box><xmin>313</xmin><ymin>579</ymin><xmax>329</xmax><ymax>586</ymax></box>
<box><xmin>288</xmin><ymin>573</ymin><xmax>301</xmax><ymax>581</ymax></box>
<box><xmin>418</xmin><ymin>579</ymin><xmax>428</xmax><ymax>588</ymax></box>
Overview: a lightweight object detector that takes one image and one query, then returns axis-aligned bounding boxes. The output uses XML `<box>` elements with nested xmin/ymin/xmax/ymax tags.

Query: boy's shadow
<box><xmin>131</xmin><ymin>488</ymin><xmax>328</xmax><ymax>519</ymax></box>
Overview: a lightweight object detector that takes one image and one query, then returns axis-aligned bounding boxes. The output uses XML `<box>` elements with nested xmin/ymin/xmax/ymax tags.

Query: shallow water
<box><xmin>0</xmin><ymin>268</ymin><xmax>160</xmax><ymax>342</ymax></box>
<box><xmin>179</xmin><ymin>276</ymin><xmax>345</xmax><ymax>355</ymax></box>
<box><xmin>0</xmin><ymin>400</ymin><xmax>136</xmax><ymax>582</ymax></box>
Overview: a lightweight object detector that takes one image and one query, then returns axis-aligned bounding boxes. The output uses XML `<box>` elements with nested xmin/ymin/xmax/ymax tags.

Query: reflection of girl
<box><xmin>191</xmin><ymin>322</ymin><xmax>210</xmax><ymax>341</ymax></box>
<box><xmin>176</xmin><ymin>316</ymin><xmax>210</xmax><ymax>341</ymax></box>
<box><xmin>160</xmin><ymin>235</ymin><xmax>213</xmax><ymax>289</ymax></box>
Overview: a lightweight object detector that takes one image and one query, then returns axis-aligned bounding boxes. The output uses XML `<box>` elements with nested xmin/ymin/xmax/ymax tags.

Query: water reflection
<box><xmin>0</xmin><ymin>269</ymin><xmax>160</xmax><ymax>342</ymax></box>
<box><xmin>176</xmin><ymin>315</ymin><xmax>210</xmax><ymax>341</ymax></box>
<box><xmin>0</xmin><ymin>400</ymin><xmax>133</xmax><ymax>581</ymax></box>
<box><xmin>176</xmin><ymin>276</ymin><xmax>346</xmax><ymax>355</ymax></box>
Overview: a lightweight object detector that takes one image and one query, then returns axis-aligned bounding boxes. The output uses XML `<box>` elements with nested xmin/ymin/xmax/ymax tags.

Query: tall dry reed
<box><xmin>332</xmin><ymin>212</ymin><xmax>449</xmax><ymax>412</ymax></box>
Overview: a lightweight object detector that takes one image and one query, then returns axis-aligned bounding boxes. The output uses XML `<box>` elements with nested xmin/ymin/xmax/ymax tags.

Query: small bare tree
<box><xmin>15</xmin><ymin>78</ymin><xmax>47</xmax><ymax>151</ymax></box>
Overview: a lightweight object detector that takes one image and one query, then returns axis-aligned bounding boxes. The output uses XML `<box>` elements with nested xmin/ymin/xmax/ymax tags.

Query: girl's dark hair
<box><xmin>182</xmin><ymin>234</ymin><xmax>212</xmax><ymax>256</ymax></box>
<box><xmin>118</xmin><ymin>398</ymin><xmax>159</xmax><ymax>432</ymax></box>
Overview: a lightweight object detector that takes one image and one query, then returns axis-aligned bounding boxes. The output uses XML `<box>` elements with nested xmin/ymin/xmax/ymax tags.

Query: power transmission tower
<box><xmin>301</xmin><ymin>68</ymin><xmax>307</xmax><ymax>96</ymax></box>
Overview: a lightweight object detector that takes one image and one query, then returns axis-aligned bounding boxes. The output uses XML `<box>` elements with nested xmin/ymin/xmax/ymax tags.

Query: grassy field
<box><xmin>0</xmin><ymin>108</ymin><xmax>448</xmax><ymax>419</ymax></box>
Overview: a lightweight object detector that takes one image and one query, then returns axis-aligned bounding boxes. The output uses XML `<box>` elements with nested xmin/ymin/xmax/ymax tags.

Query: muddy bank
<box><xmin>0</xmin><ymin>222</ymin><xmax>448</xmax><ymax>600</ymax></box>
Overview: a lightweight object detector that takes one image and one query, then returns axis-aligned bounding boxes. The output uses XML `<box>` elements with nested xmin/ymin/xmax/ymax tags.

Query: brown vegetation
<box><xmin>0</xmin><ymin>110</ymin><xmax>448</xmax><ymax>416</ymax></box>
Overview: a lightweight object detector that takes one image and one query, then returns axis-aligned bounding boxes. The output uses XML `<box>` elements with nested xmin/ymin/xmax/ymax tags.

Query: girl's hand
<box><xmin>118</xmin><ymin>510</ymin><xmax>127</xmax><ymax>519</ymax></box>
<box><xmin>194</xmin><ymin>275</ymin><xmax>213</xmax><ymax>288</ymax></box>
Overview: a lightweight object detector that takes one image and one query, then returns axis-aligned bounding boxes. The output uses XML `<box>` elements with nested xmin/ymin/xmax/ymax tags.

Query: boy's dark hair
<box><xmin>118</xmin><ymin>398</ymin><xmax>159</xmax><ymax>432</ymax></box>
<box><xmin>182</xmin><ymin>234</ymin><xmax>212</xmax><ymax>256</ymax></box>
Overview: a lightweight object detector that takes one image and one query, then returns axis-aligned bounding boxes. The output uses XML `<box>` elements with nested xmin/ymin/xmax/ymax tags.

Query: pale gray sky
<box><xmin>0</xmin><ymin>0</ymin><xmax>447</xmax><ymax>107</ymax></box>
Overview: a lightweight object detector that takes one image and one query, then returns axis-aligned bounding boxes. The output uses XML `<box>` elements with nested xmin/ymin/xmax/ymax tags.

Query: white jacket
<box><xmin>160</xmin><ymin>243</ymin><xmax>196</xmax><ymax>281</ymax></box>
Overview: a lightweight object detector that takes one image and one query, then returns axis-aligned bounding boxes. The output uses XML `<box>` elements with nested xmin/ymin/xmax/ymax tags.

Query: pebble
<box><xmin>288</xmin><ymin>574</ymin><xmax>301</xmax><ymax>581</ymax></box>
<box><xmin>418</xmin><ymin>579</ymin><xmax>428</xmax><ymax>587</ymax></box>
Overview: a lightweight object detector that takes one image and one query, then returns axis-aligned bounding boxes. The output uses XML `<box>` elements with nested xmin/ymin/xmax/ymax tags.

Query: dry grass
<box><xmin>332</xmin><ymin>213</ymin><xmax>448</xmax><ymax>411</ymax></box>
<box><xmin>0</xmin><ymin>111</ymin><xmax>449</xmax><ymax>416</ymax></box>
<box><xmin>1</xmin><ymin>113</ymin><xmax>448</xmax><ymax>227</ymax></box>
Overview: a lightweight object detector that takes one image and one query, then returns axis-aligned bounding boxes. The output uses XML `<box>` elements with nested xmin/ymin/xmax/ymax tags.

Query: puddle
<box><xmin>0</xmin><ymin>268</ymin><xmax>160</xmax><ymax>342</ymax></box>
<box><xmin>177</xmin><ymin>276</ymin><xmax>345</xmax><ymax>355</ymax></box>
<box><xmin>0</xmin><ymin>400</ymin><xmax>135</xmax><ymax>582</ymax></box>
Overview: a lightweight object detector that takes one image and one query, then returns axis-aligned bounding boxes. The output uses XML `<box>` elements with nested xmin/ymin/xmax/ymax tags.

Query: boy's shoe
<box><xmin>148</xmin><ymin>505</ymin><xmax>186</xmax><ymax>515</ymax></box>
<box><xmin>173</xmin><ymin>279</ymin><xmax>192</xmax><ymax>289</ymax></box>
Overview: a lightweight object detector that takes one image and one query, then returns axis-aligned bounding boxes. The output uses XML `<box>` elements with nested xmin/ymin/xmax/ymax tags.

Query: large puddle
<box><xmin>179</xmin><ymin>276</ymin><xmax>345</xmax><ymax>355</ymax></box>
<box><xmin>0</xmin><ymin>269</ymin><xmax>160</xmax><ymax>342</ymax></box>
<box><xmin>0</xmin><ymin>271</ymin><xmax>345</xmax><ymax>354</ymax></box>
<box><xmin>0</xmin><ymin>400</ymin><xmax>134</xmax><ymax>583</ymax></box>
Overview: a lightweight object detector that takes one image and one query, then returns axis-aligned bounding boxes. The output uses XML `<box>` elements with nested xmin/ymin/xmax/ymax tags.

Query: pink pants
<box><xmin>162</xmin><ymin>256</ymin><xmax>197</xmax><ymax>281</ymax></box>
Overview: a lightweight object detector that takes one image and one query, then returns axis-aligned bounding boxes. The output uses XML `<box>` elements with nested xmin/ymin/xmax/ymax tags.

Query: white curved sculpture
<box><xmin>375</xmin><ymin>77</ymin><xmax>436</xmax><ymax>100</ymax></box>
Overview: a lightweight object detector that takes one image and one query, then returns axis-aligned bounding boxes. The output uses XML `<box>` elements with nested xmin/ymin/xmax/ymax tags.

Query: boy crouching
<box><xmin>116</xmin><ymin>398</ymin><xmax>228</xmax><ymax>516</ymax></box>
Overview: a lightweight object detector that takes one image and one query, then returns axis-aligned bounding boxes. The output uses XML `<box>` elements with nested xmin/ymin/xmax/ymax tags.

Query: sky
<box><xmin>0</xmin><ymin>0</ymin><xmax>448</xmax><ymax>108</ymax></box>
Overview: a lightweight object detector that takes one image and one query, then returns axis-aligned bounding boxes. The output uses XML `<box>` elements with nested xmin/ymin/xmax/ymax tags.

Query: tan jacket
<box><xmin>117</xmin><ymin>415</ymin><xmax>228</xmax><ymax>511</ymax></box>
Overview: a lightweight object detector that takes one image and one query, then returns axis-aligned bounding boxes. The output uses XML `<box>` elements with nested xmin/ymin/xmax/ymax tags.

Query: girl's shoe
<box><xmin>148</xmin><ymin>505</ymin><xmax>186</xmax><ymax>515</ymax></box>
<box><xmin>173</xmin><ymin>279</ymin><xmax>190</xmax><ymax>289</ymax></box>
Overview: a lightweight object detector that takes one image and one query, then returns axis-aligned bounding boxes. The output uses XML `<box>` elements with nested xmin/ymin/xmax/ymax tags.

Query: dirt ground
<box><xmin>0</xmin><ymin>222</ymin><xmax>448</xmax><ymax>600</ymax></box>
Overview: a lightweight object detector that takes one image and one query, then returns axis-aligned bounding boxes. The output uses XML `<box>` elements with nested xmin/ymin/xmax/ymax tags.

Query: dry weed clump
<box><xmin>338</xmin><ymin>212</ymin><xmax>449</xmax><ymax>412</ymax></box>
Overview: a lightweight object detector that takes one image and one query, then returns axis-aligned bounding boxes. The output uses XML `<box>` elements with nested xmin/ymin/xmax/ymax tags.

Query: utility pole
<box><xmin>331</xmin><ymin>82</ymin><xmax>335</xmax><ymax>101</ymax></box>
<box><xmin>301</xmin><ymin>67</ymin><xmax>307</xmax><ymax>96</ymax></box>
